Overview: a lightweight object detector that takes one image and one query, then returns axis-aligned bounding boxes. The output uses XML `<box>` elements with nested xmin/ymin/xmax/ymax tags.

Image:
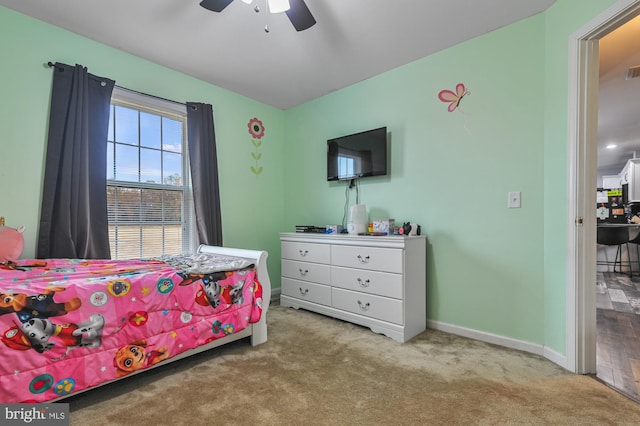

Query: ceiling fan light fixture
<box><xmin>626</xmin><ymin>65</ymin><xmax>640</xmax><ymax>80</ymax></box>
<box><xmin>268</xmin><ymin>0</ymin><xmax>290</xmax><ymax>13</ymax></box>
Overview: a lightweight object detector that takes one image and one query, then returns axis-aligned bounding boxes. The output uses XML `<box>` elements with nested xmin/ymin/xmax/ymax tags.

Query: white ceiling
<box><xmin>0</xmin><ymin>0</ymin><xmax>556</xmax><ymax>110</ymax></box>
<box><xmin>2</xmin><ymin>0</ymin><xmax>637</xmax><ymax>174</ymax></box>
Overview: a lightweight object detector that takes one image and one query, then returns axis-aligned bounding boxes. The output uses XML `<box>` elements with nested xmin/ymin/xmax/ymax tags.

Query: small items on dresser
<box><xmin>372</xmin><ymin>218</ymin><xmax>395</xmax><ymax>235</ymax></box>
<box><xmin>398</xmin><ymin>222</ymin><xmax>420</xmax><ymax>236</ymax></box>
<box><xmin>347</xmin><ymin>204</ymin><xmax>368</xmax><ymax>235</ymax></box>
<box><xmin>325</xmin><ymin>224</ymin><xmax>343</xmax><ymax>234</ymax></box>
<box><xmin>295</xmin><ymin>225</ymin><xmax>327</xmax><ymax>233</ymax></box>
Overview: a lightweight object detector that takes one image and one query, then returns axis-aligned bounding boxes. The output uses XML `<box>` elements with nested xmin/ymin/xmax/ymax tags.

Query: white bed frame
<box><xmin>58</xmin><ymin>244</ymin><xmax>270</xmax><ymax>401</ymax></box>
<box><xmin>152</xmin><ymin>244</ymin><xmax>271</xmax><ymax>357</ymax></box>
<box><xmin>193</xmin><ymin>244</ymin><xmax>270</xmax><ymax>347</ymax></box>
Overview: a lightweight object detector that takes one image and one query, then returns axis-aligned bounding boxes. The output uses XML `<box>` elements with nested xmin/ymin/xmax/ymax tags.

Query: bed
<box><xmin>0</xmin><ymin>244</ymin><xmax>270</xmax><ymax>403</ymax></box>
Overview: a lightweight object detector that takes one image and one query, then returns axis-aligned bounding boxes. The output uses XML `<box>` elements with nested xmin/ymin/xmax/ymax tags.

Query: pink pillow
<box><xmin>0</xmin><ymin>225</ymin><xmax>25</xmax><ymax>262</ymax></box>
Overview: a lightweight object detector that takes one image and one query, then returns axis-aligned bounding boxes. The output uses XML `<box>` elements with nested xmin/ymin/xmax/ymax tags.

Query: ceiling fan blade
<box><xmin>285</xmin><ymin>0</ymin><xmax>316</xmax><ymax>31</ymax></box>
<box><xmin>199</xmin><ymin>0</ymin><xmax>234</xmax><ymax>12</ymax></box>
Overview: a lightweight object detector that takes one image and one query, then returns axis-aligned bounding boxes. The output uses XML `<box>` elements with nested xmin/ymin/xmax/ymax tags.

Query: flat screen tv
<box><xmin>327</xmin><ymin>126</ymin><xmax>388</xmax><ymax>181</ymax></box>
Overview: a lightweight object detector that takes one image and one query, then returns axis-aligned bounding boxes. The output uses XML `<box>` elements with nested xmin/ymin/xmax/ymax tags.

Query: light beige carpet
<box><xmin>68</xmin><ymin>305</ymin><xmax>640</xmax><ymax>425</ymax></box>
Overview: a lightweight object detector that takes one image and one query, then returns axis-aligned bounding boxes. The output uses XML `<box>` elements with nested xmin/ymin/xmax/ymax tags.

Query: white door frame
<box><xmin>567</xmin><ymin>0</ymin><xmax>640</xmax><ymax>374</ymax></box>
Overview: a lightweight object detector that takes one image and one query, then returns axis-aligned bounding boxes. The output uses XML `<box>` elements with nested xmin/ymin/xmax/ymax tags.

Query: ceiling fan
<box><xmin>199</xmin><ymin>0</ymin><xmax>316</xmax><ymax>32</ymax></box>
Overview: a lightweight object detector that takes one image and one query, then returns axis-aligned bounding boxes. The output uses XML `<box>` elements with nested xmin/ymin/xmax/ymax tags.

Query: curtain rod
<box><xmin>46</xmin><ymin>61</ymin><xmax>186</xmax><ymax>107</ymax></box>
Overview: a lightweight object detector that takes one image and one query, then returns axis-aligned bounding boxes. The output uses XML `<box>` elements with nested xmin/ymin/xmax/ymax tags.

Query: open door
<box><xmin>568</xmin><ymin>0</ymin><xmax>640</xmax><ymax>374</ymax></box>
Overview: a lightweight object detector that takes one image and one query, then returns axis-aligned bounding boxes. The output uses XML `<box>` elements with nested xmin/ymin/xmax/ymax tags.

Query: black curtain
<box><xmin>37</xmin><ymin>63</ymin><xmax>115</xmax><ymax>259</ymax></box>
<box><xmin>187</xmin><ymin>102</ymin><xmax>223</xmax><ymax>247</ymax></box>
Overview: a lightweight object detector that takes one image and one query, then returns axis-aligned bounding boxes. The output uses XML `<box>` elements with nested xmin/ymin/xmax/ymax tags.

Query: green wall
<box><xmin>542</xmin><ymin>0</ymin><xmax>619</xmax><ymax>358</ymax></box>
<box><xmin>0</xmin><ymin>6</ymin><xmax>286</xmax><ymax>279</ymax></box>
<box><xmin>285</xmin><ymin>15</ymin><xmax>547</xmax><ymax>344</ymax></box>
<box><xmin>283</xmin><ymin>0</ymin><xmax>622</xmax><ymax>355</ymax></box>
<box><xmin>0</xmin><ymin>0</ymin><xmax>626</xmax><ymax>360</ymax></box>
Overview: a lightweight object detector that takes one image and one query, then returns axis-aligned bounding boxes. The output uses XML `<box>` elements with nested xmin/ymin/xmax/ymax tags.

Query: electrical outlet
<box><xmin>508</xmin><ymin>191</ymin><xmax>521</xmax><ymax>208</ymax></box>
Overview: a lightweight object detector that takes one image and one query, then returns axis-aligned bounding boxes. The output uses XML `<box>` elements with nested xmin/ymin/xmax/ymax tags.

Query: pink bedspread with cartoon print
<box><xmin>0</xmin><ymin>256</ymin><xmax>263</xmax><ymax>403</ymax></box>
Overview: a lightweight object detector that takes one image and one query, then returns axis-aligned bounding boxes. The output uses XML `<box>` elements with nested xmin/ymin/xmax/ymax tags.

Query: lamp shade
<box><xmin>347</xmin><ymin>204</ymin><xmax>367</xmax><ymax>235</ymax></box>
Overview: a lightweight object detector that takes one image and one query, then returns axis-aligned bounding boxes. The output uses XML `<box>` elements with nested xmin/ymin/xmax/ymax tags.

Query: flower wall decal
<box><xmin>247</xmin><ymin>117</ymin><xmax>265</xmax><ymax>176</ymax></box>
<box><xmin>248</xmin><ymin>117</ymin><xmax>265</xmax><ymax>139</ymax></box>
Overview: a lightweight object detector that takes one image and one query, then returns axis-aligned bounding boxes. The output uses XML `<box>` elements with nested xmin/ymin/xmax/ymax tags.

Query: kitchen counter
<box><xmin>597</xmin><ymin>223</ymin><xmax>640</xmax><ymax>241</ymax></box>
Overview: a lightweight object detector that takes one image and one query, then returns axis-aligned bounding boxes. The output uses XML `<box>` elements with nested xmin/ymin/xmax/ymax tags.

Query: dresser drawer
<box><xmin>331</xmin><ymin>245</ymin><xmax>403</xmax><ymax>273</ymax></box>
<box><xmin>331</xmin><ymin>266</ymin><xmax>403</xmax><ymax>299</ymax></box>
<box><xmin>282</xmin><ymin>277</ymin><xmax>331</xmax><ymax>306</ymax></box>
<box><xmin>282</xmin><ymin>259</ymin><xmax>331</xmax><ymax>285</ymax></box>
<box><xmin>282</xmin><ymin>241</ymin><xmax>331</xmax><ymax>264</ymax></box>
<box><xmin>331</xmin><ymin>288</ymin><xmax>403</xmax><ymax>325</ymax></box>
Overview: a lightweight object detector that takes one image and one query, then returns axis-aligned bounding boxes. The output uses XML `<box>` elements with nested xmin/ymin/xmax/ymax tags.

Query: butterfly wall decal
<box><xmin>438</xmin><ymin>83</ymin><xmax>469</xmax><ymax>112</ymax></box>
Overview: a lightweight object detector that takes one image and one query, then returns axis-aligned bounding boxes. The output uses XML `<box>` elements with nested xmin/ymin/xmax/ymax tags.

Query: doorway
<box><xmin>569</xmin><ymin>0</ymin><xmax>640</xmax><ymax>384</ymax></box>
<box><xmin>595</xmin><ymin>12</ymin><xmax>640</xmax><ymax>400</ymax></box>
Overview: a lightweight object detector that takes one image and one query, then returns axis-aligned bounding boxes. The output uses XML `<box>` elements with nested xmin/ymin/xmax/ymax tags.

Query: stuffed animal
<box><xmin>0</xmin><ymin>217</ymin><xmax>25</xmax><ymax>263</ymax></box>
<box><xmin>399</xmin><ymin>222</ymin><xmax>412</xmax><ymax>235</ymax></box>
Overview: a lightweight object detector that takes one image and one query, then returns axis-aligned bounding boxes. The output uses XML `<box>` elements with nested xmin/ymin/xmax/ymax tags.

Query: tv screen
<box><xmin>327</xmin><ymin>126</ymin><xmax>388</xmax><ymax>181</ymax></box>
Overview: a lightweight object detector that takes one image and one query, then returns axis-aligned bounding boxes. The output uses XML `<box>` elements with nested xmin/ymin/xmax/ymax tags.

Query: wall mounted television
<box><xmin>327</xmin><ymin>126</ymin><xmax>388</xmax><ymax>181</ymax></box>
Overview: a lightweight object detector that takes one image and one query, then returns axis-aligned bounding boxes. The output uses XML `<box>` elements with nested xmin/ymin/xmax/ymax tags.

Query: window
<box><xmin>106</xmin><ymin>88</ymin><xmax>194</xmax><ymax>259</ymax></box>
<box><xmin>337</xmin><ymin>154</ymin><xmax>357</xmax><ymax>178</ymax></box>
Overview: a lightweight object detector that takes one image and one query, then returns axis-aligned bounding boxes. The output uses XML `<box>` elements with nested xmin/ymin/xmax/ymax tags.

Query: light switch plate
<box><xmin>508</xmin><ymin>191</ymin><xmax>521</xmax><ymax>208</ymax></box>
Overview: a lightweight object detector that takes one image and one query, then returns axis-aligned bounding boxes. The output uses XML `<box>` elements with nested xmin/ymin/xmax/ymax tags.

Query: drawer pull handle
<box><xmin>299</xmin><ymin>287</ymin><xmax>309</xmax><ymax>296</ymax></box>
<box><xmin>357</xmin><ymin>255</ymin><xmax>370</xmax><ymax>264</ymax></box>
<box><xmin>357</xmin><ymin>278</ymin><xmax>370</xmax><ymax>287</ymax></box>
<box><xmin>299</xmin><ymin>249</ymin><xmax>309</xmax><ymax>257</ymax></box>
<box><xmin>299</xmin><ymin>268</ymin><xmax>309</xmax><ymax>276</ymax></box>
<box><xmin>357</xmin><ymin>300</ymin><xmax>371</xmax><ymax>311</ymax></box>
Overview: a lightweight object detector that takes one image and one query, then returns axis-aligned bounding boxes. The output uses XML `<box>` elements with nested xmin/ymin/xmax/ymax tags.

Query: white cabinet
<box><xmin>279</xmin><ymin>232</ymin><xmax>426</xmax><ymax>342</ymax></box>
<box><xmin>620</xmin><ymin>158</ymin><xmax>640</xmax><ymax>201</ymax></box>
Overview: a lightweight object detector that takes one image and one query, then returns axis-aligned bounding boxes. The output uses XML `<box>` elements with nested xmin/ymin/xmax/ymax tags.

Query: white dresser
<box><xmin>279</xmin><ymin>232</ymin><xmax>426</xmax><ymax>342</ymax></box>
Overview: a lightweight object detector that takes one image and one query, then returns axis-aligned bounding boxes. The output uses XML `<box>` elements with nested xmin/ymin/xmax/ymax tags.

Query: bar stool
<box><xmin>597</xmin><ymin>226</ymin><xmax>633</xmax><ymax>277</ymax></box>
<box><xmin>627</xmin><ymin>230</ymin><xmax>640</xmax><ymax>275</ymax></box>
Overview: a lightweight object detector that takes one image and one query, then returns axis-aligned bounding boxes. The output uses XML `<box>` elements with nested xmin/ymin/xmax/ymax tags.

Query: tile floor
<box><xmin>596</xmin><ymin>271</ymin><xmax>640</xmax><ymax>402</ymax></box>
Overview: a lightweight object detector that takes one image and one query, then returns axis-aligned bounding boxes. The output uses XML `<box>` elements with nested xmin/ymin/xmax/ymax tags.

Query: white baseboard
<box><xmin>543</xmin><ymin>345</ymin><xmax>568</xmax><ymax>369</ymax></box>
<box><xmin>271</xmin><ymin>293</ymin><xmax>570</xmax><ymax>369</ymax></box>
<box><xmin>427</xmin><ymin>319</ymin><xmax>568</xmax><ymax>370</ymax></box>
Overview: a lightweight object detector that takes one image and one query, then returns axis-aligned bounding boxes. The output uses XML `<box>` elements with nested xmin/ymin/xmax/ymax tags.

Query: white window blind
<box><xmin>107</xmin><ymin>88</ymin><xmax>194</xmax><ymax>259</ymax></box>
